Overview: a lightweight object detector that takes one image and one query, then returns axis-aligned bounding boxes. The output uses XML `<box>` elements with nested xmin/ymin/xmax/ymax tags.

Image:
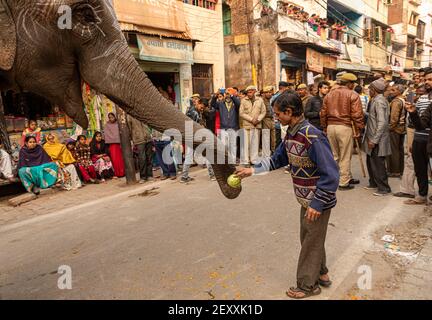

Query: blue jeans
<box><xmin>154</xmin><ymin>141</ymin><xmax>176</xmax><ymax>177</ymax></box>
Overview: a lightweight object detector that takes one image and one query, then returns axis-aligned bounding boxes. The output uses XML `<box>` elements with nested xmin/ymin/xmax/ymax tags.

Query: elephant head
<box><xmin>0</xmin><ymin>0</ymin><xmax>241</xmax><ymax>199</ymax></box>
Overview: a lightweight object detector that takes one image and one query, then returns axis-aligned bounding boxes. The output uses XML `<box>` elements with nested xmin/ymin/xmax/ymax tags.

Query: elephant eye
<box><xmin>73</xmin><ymin>3</ymin><xmax>101</xmax><ymax>25</ymax></box>
<box><xmin>71</xmin><ymin>3</ymin><xmax>102</xmax><ymax>40</ymax></box>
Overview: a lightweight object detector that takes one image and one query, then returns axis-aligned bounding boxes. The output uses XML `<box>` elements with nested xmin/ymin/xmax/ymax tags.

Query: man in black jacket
<box><xmin>305</xmin><ymin>81</ymin><xmax>330</xmax><ymax>130</ymax></box>
<box><xmin>211</xmin><ymin>90</ymin><xmax>241</xmax><ymax>164</ymax></box>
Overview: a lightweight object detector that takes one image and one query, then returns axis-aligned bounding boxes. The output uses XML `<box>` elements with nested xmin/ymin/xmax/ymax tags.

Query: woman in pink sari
<box><xmin>104</xmin><ymin>113</ymin><xmax>125</xmax><ymax>177</ymax></box>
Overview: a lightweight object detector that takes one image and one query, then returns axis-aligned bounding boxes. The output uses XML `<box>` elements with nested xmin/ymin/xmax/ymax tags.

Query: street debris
<box><xmin>129</xmin><ymin>187</ymin><xmax>160</xmax><ymax>198</ymax></box>
<box><xmin>381</xmin><ymin>235</ymin><xmax>395</xmax><ymax>243</ymax></box>
<box><xmin>205</xmin><ymin>290</ymin><xmax>215</xmax><ymax>300</ymax></box>
<box><xmin>384</xmin><ymin>243</ymin><xmax>400</xmax><ymax>251</ymax></box>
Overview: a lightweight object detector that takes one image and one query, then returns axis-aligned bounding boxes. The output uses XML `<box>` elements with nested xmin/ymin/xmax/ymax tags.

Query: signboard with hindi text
<box><xmin>306</xmin><ymin>48</ymin><xmax>323</xmax><ymax>74</ymax></box>
<box><xmin>113</xmin><ymin>0</ymin><xmax>187</xmax><ymax>33</ymax></box>
<box><xmin>137</xmin><ymin>35</ymin><xmax>193</xmax><ymax>64</ymax></box>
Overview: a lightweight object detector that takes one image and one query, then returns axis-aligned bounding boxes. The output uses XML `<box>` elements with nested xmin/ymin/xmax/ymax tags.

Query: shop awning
<box><xmin>337</xmin><ymin>60</ymin><xmax>371</xmax><ymax>72</ymax></box>
<box><xmin>119</xmin><ymin>23</ymin><xmax>192</xmax><ymax>40</ymax></box>
<box><xmin>280</xmin><ymin>51</ymin><xmax>305</xmax><ymax>67</ymax></box>
<box><xmin>278</xmin><ymin>38</ymin><xmax>340</xmax><ymax>55</ymax></box>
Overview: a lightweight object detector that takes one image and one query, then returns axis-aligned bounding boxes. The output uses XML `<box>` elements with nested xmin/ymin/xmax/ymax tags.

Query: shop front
<box><xmin>279</xmin><ymin>51</ymin><xmax>305</xmax><ymax>85</ymax></box>
<box><xmin>1</xmin><ymin>91</ymin><xmax>80</xmax><ymax>151</ymax></box>
<box><xmin>137</xmin><ymin>35</ymin><xmax>194</xmax><ymax>114</ymax></box>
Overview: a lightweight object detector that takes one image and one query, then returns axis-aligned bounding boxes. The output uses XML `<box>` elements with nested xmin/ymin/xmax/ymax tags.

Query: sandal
<box><xmin>404</xmin><ymin>199</ymin><xmax>427</xmax><ymax>205</ymax></box>
<box><xmin>318</xmin><ymin>279</ymin><xmax>332</xmax><ymax>288</ymax></box>
<box><xmin>286</xmin><ymin>286</ymin><xmax>321</xmax><ymax>299</ymax></box>
<box><xmin>393</xmin><ymin>192</ymin><xmax>415</xmax><ymax>199</ymax></box>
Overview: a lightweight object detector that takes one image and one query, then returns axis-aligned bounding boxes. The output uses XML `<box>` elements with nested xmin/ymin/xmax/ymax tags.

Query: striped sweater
<box><xmin>414</xmin><ymin>94</ymin><xmax>432</xmax><ymax>138</ymax></box>
<box><xmin>254</xmin><ymin>119</ymin><xmax>339</xmax><ymax>212</ymax></box>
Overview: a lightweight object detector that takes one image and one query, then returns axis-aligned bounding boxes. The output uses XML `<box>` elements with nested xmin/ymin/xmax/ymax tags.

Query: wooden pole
<box><xmin>245</xmin><ymin>0</ymin><xmax>258</xmax><ymax>87</ymax></box>
<box><xmin>115</xmin><ymin>106</ymin><xmax>137</xmax><ymax>184</ymax></box>
<box><xmin>351</xmin><ymin>121</ymin><xmax>367</xmax><ymax>178</ymax></box>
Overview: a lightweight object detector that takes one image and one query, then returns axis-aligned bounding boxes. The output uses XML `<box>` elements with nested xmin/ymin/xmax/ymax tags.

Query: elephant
<box><xmin>0</xmin><ymin>0</ymin><xmax>241</xmax><ymax>199</ymax></box>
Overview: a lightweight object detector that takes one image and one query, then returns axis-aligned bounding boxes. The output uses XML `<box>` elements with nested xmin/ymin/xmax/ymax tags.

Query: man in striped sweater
<box><xmin>236</xmin><ymin>92</ymin><xmax>339</xmax><ymax>299</ymax></box>
<box><xmin>405</xmin><ymin>68</ymin><xmax>432</xmax><ymax>205</ymax></box>
<box><xmin>404</xmin><ymin>68</ymin><xmax>432</xmax><ymax>205</ymax></box>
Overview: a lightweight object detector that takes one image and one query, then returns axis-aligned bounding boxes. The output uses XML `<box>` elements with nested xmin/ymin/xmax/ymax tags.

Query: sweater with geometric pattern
<box><xmin>254</xmin><ymin>119</ymin><xmax>339</xmax><ymax>212</ymax></box>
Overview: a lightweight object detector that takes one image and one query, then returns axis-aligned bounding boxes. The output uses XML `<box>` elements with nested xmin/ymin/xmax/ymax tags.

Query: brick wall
<box><xmin>388</xmin><ymin>0</ymin><xmax>404</xmax><ymax>25</ymax></box>
<box><xmin>227</xmin><ymin>0</ymin><xmax>250</xmax><ymax>36</ymax></box>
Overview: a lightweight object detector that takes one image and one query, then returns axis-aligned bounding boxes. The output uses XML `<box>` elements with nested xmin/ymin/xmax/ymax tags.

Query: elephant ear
<box><xmin>0</xmin><ymin>0</ymin><xmax>16</xmax><ymax>71</ymax></box>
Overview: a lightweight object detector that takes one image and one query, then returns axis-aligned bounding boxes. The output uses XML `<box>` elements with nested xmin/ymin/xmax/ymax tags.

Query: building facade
<box><xmin>115</xmin><ymin>0</ymin><xmax>225</xmax><ymax>112</ymax></box>
<box><xmin>223</xmin><ymin>0</ymin><xmax>340</xmax><ymax>89</ymax></box>
<box><xmin>389</xmin><ymin>0</ymin><xmax>432</xmax><ymax>76</ymax></box>
<box><xmin>223</xmin><ymin>0</ymin><xmax>399</xmax><ymax>88</ymax></box>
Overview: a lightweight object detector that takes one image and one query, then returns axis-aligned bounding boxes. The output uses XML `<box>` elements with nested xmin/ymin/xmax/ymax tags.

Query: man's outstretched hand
<box><xmin>235</xmin><ymin>167</ymin><xmax>254</xmax><ymax>179</ymax></box>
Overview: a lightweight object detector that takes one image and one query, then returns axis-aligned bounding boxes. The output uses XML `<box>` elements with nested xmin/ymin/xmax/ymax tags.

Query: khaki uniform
<box><xmin>239</xmin><ymin>96</ymin><xmax>266</xmax><ymax>164</ymax></box>
<box><xmin>262</xmin><ymin>97</ymin><xmax>276</xmax><ymax>155</ymax></box>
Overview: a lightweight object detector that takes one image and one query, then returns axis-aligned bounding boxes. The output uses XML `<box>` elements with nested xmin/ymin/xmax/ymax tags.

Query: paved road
<box><xmin>0</xmin><ymin>163</ymin><xmax>424</xmax><ymax>299</ymax></box>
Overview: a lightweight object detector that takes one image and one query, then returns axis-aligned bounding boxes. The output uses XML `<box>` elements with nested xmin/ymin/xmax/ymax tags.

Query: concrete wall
<box><xmin>419</xmin><ymin>0</ymin><xmax>432</xmax><ymax>68</ymax></box>
<box><xmin>334</xmin><ymin>0</ymin><xmax>389</xmax><ymax>25</ymax></box>
<box><xmin>364</xmin><ymin>41</ymin><xmax>389</xmax><ymax>69</ymax></box>
<box><xmin>184</xmin><ymin>3</ymin><xmax>225</xmax><ymax>90</ymax></box>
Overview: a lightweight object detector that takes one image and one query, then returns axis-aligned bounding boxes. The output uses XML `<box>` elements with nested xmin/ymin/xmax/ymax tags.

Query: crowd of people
<box><xmin>0</xmin><ymin>112</ymin><xmax>155</xmax><ymax>194</ymax></box>
<box><xmin>2</xmin><ymin>67</ymin><xmax>432</xmax><ymax>300</ymax></box>
<box><xmin>1</xmin><ymin>68</ymin><xmax>432</xmax><ymax>203</ymax></box>
<box><xmin>230</xmin><ymin>67</ymin><xmax>432</xmax><ymax>299</ymax></box>
<box><xmin>277</xmin><ymin>1</ymin><xmax>347</xmax><ymax>40</ymax></box>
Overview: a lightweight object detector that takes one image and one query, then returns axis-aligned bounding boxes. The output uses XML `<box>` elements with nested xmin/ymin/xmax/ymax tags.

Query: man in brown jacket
<box><xmin>387</xmin><ymin>84</ymin><xmax>406</xmax><ymax>177</ymax></box>
<box><xmin>240</xmin><ymin>86</ymin><xmax>266</xmax><ymax>166</ymax></box>
<box><xmin>320</xmin><ymin>73</ymin><xmax>365</xmax><ymax>190</ymax></box>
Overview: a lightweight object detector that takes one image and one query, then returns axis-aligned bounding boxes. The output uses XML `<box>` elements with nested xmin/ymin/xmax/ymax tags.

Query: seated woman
<box><xmin>73</xmin><ymin>135</ymin><xmax>98</xmax><ymax>184</ymax></box>
<box><xmin>18</xmin><ymin>136</ymin><xmax>58</xmax><ymax>195</ymax></box>
<box><xmin>43</xmin><ymin>133</ymin><xmax>82</xmax><ymax>191</ymax></box>
<box><xmin>0</xmin><ymin>143</ymin><xmax>15</xmax><ymax>183</ymax></box>
<box><xmin>20</xmin><ymin>120</ymin><xmax>41</xmax><ymax>147</ymax></box>
<box><xmin>104</xmin><ymin>113</ymin><xmax>125</xmax><ymax>178</ymax></box>
<box><xmin>90</xmin><ymin>131</ymin><xmax>114</xmax><ymax>182</ymax></box>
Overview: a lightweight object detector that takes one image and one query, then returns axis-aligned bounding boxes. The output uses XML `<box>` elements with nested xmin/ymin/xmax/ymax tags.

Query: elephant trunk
<box><xmin>79</xmin><ymin>44</ymin><xmax>241</xmax><ymax>200</ymax></box>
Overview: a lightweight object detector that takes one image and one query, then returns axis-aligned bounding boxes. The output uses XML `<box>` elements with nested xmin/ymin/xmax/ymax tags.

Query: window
<box><xmin>222</xmin><ymin>4</ymin><xmax>231</xmax><ymax>36</ymax></box>
<box><xmin>407</xmin><ymin>36</ymin><xmax>416</xmax><ymax>58</ymax></box>
<box><xmin>417</xmin><ymin>20</ymin><xmax>426</xmax><ymax>40</ymax></box>
<box><xmin>183</xmin><ymin>0</ymin><xmax>217</xmax><ymax>10</ymax></box>
<box><xmin>409</xmin><ymin>12</ymin><xmax>419</xmax><ymax>25</ymax></box>
<box><xmin>374</xmin><ymin>26</ymin><xmax>382</xmax><ymax>44</ymax></box>
<box><xmin>192</xmin><ymin>64</ymin><xmax>213</xmax><ymax>98</ymax></box>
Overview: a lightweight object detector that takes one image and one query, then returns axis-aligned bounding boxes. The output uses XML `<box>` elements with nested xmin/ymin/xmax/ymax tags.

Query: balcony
<box><xmin>409</xmin><ymin>0</ymin><xmax>422</xmax><ymax>6</ymax></box>
<box><xmin>275</xmin><ymin>3</ymin><xmax>341</xmax><ymax>54</ymax></box>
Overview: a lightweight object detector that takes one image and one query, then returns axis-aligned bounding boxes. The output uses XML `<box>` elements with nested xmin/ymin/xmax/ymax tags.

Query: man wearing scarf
<box><xmin>363</xmin><ymin>78</ymin><xmax>392</xmax><ymax>196</ymax></box>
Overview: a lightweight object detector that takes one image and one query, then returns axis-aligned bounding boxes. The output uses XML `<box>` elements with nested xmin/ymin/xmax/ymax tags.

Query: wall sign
<box><xmin>137</xmin><ymin>35</ymin><xmax>193</xmax><ymax>64</ymax></box>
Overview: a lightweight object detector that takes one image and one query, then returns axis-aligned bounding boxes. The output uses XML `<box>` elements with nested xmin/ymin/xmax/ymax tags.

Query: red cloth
<box><xmin>108</xmin><ymin>143</ymin><xmax>125</xmax><ymax>177</ymax></box>
<box><xmin>78</xmin><ymin>164</ymin><xmax>97</xmax><ymax>182</ymax></box>
<box><xmin>215</xmin><ymin>111</ymin><xmax>221</xmax><ymax>135</ymax></box>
